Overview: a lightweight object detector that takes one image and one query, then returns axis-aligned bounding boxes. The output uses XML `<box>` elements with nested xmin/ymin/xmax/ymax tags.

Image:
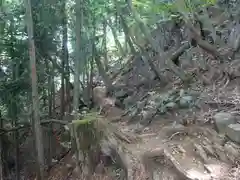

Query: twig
<box><xmin>168</xmin><ymin>131</ymin><xmax>186</xmax><ymax>141</ymax></box>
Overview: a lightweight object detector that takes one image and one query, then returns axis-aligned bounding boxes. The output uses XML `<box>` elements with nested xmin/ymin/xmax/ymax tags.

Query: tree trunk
<box><xmin>46</xmin><ymin>62</ymin><xmax>53</xmax><ymax>118</ymax></box>
<box><xmin>73</xmin><ymin>0</ymin><xmax>83</xmax><ymax>118</ymax></box>
<box><xmin>12</xmin><ymin>66</ymin><xmax>20</xmax><ymax>180</ymax></box>
<box><xmin>60</xmin><ymin>0</ymin><xmax>68</xmax><ymax>118</ymax></box>
<box><xmin>60</xmin><ymin>69</ymin><xmax>65</xmax><ymax>119</ymax></box>
<box><xmin>52</xmin><ymin>72</ymin><xmax>56</xmax><ymax>117</ymax></box>
<box><xmin>93</xmin><ymin>43</ymin><xmax>114</xmax><ymax>94</ymax></box>
<box><xmin>24</xmin><ymin>0</ymin><xmax>45</xmax><ymax>179</ymax></box>
<box><xmin>113</xmin><ymin>0</ymin><xmax>136</xmax><ymax>54</ymax></box>
<box><xmin>103</xmin><ymin>20</ymin><xmax>109</xmax><ymax>71</ymax></box>
<box><xmin>9</xmin><ymin>19</ymin><xmax>20</xmax><ymax>180</ymax></box>
<box><xmin>185</xmin><ymin>20</ymin><xmax>224</xmax><ymax>62</ymax></box>
<box><xmin>130</xmin><ymin>7</ymin><xmax>187</xmax><ymax>80</ymax></box>
<box><xmin>63</xmin><ymin>9</ymin><xmax>70</xmax><ymax>114</ymax></box>
<box><xmin>119</xmin><ymin>14</ymin><xmax>136</xmax><ymax>54</ymax></box>
<box><xmin>0</xmin><ymin>111</ymin><xmax>3</xmax><ymax>180</ymax></box>
<box><xmin>45</xmin><ymin>60</ymin><xmax>53</xmax><ymax>167</ymax></box>
<box><xmin>107</xmin><ymin>19</ymin><xmax>124</xmax><ymax>56</ymax></box>
<box><xmin>89</xmin><ymin>58</ymin><xmax>94</xmax><ymax>105</ymax></box>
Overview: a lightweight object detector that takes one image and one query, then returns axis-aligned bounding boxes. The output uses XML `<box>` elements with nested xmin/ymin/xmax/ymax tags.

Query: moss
<box><xmin>69</xmin><ymin>112</ymin><xmax>102</xmax><ymax>155</ymax></box>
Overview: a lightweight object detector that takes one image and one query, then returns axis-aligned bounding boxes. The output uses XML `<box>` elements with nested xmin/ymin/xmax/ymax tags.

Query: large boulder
<box><xmin>213</xmin><ymin>112</ymin><xmax>236</xmax><ymax>134</ymax></box>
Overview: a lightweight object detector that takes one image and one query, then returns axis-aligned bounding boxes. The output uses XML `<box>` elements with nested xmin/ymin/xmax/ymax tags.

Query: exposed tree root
<box><xmin>95</xmin><ymin>118</ymin><xmax>147</xmax><ymax>180</ymax></box>
<box><xmin>142</xmin><ymin>148</ymin><xmax>193</xmax><ymax>180</ymax></box>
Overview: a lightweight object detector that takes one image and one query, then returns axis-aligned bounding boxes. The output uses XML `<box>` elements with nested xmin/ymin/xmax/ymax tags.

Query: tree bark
<box><xmin>119</xmin><ymin>14</ymin><xmax>136</xmax><ymax>54</ymax></box>
<box><xmin>24</xmin><ymin>0</ymin><xmax>45</xmax><ymax>178</ymax></box>
<box><xmin>0</xmin><ymin>111</ymin><xmax>3</xmax><ymax>180</ymax></box>
<box><xmin>130</xmin><ymin>7</ymin><xmax>187</xmax><ymax>80</ymax></box>
<box><xmin>103</xmin><ymin>20</ymin><xmax>109</xmax><ymax>71</ymax></box>
<box><xmin>45</xmin><ymin>60</ymin><xmax>53</xmax><ymax>167</ymax></box>
<box><xmin>8</xmin><ymin>18</ymin><xmax>21</xmax><ymax>180</ymax></box>
<box><xmin>60</xmin><ymin>0</ymin><xmax>69</xmax><ymax>118</ymax></box>
<box><xmin>113</xmin><ymin>0</ymin><xmax>136</xmax><ymax>54</ymax></box>
<box><xmin>93</xmin><ymin>43</ymin><xmax>114</xmax><ymax>94</ymax></box>
<box><xmin>107</xmin><ymin>19</ymin><xmax>125</xmax><ymax>56</ymax></box>
<box><xmin>73</xmin><ymin>0</ymin><xmax>83</xmax><ymax>118</ymax></box>
<box><xmin>185</xmin><ymin>20</ymin><xmax>224</xmax><ymax>62</ymax></box>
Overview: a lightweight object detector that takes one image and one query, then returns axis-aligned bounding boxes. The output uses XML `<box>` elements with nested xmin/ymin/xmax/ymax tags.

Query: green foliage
<box><xmin>131</xmin><ymin>0</ymin><xmax>217</xmax><ymax>25</ymax></box>
<box><xmin>174</xmin><ymin>0</ymin><xmax>216</xmax><ymax>14</ymax></box>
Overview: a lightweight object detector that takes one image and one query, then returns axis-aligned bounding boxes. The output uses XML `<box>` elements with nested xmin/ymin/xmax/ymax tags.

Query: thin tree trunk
<box><xmin>0</xmin><ymin>111</ymin><xmax>3</xmax><ymax>180</ymax></box>
<box><xmin>24</xmin><ymin>0</ymin><xmax>45</xmax><ymax>179</ymax></box>
<box><xmin>60</xmin><ymin>71</ymin><xmax>65</xmax><ymax>119</ymax></box>
<box><xmin>61</xmin><ymin>0</ymin><xmax>70</xmax><ymax>115</ymax></box>
<box><xmin>45</xmin><ymin>60</ymin><xmax>53</xmax><ymax>167</ymax></box>
<box><xmin>47</xmin><ymin>64</ymin><xmax>53</xmax><ymax>118</ymax></box>
<box><xmin>113</xmin><ymin>0</ymin><xmax>136</xmax><ymax>54</ymax></box>
<box><xmin>89</xmin><ymin>58</ymin><xmax>94</xmax><ymax>105</ymax></box>
<box><xmin>9</xmin><ymin>19</ymin><xmax>20</xmax><ymax>180</ymax></box>
<box><xmin>107</xmin><ymin>19</ymin><xmax>124</xmax><ymax>56</ymax></box>
<box><xmin>130</xmin><ymin>7</ymin><xmax>187</xmax><ymax>80</ymax></box>
<box><xmin>73</xmin><ymin>0</ymin><xmax>83</xmax><ymax>118</ymax></box>
<box><xmin>119</xmin><ymin>14</ymin><xmax>136</xmax><ymax>54</ymax></box>
<box><xmin>60</xmin><ymin>1</ymin><xmax>66</xmax><ymax>119</ymax></box>
<box><xmin>93</xmin><ymin>42</ymin><xmax>114</xmax><ymax>93</ymax></box>
<box><xmin>12</xmin><ymin>66</ymin><xmax>20</xmax><ymax>180</ymax></box>
<box><xmin>52</xmin><ymin>77</ymin><xmax>56</xmax><ymax>117</ymax></box>
<box><xmin>103</xmin><ymin>20</ymin><xmax>109</xmax><ymax>71</ymax></box>
<box><xmin>72</xmin><ymin>0</ymin><xmax>84</xmax><ymax>175</ymax></box>
<box><xmin>66</xmin><ymin>66</ymin><xmax>70</xmax><ymax>114</ymax></box>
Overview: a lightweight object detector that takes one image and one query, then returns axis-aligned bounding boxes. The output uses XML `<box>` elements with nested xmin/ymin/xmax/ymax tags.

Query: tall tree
<box><xmin>107</xmin><ymin>18</ymin><xmax>124</xmax><ymax>56</ymax></box>
<box><xmin>60</xmin><ymin>0</ymin><xmax>69</xmax><ymax>118</ymax></box>
<box><xmin>102</xmin><ymin>20</ymin><xmax>109</xmax><ymax>71</ymax></box>
<box><xmin>24</xmin><ymin>0</ymin><xmax>45</xmax><ymax>179</ymax></box>
<box><xmin>73</xmin><ymin>0</ymin><xmax>83</xmax><ymax>118</ymax></box>
<box><xmin>0</xmin><ymin>111</ymin><xmax>3</xmax><ymax>180</ymax></box>
<box><xmin>9</xmin><ymin>19</ymin><xmax>21</xmax><ymax>180</ymax></box>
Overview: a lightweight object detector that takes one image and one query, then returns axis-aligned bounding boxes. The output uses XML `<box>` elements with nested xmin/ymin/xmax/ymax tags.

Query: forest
<box><xmin>1</xmin><ymin>0</ymin><xmax>240</xmax><ymax>179</ymax></box>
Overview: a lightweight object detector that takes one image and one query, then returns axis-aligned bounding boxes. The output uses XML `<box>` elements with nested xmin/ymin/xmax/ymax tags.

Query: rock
<box><xmin>140</xmin><ymin>106</ymin><xmax>157</xmax><ymax>125</ymax></box>
<box><xmin>226</xmin><ymin>124</ymin><xmax>240</xmax><ymax>143</ymax></box>
<box><xmin>115</xmin><ymin>89</ymin><xmax>128</xmax><ymax>99</ymax></box>
<box><xmin>136</xmin><ymin>99</ymin><xmax>147</xmax><ymax>110</ymax></box>
<box><xmin>123</xmin><ymin>96</ymin><xmax>135</xmax><ymax>108</ymax></box>
<box><xmin>179</xmin><ymin>95</ymin><xmax>193</xmax><ymax>108</ymax></box>
<box><xmin>213</xmin><ymin>112</ymin><xmax>236</xmax><ymax>134</ymax></box>
<box><xmin>165</xmin><ymin>102</ymin><xmax>178</xmax><ymax>109</ymax></box>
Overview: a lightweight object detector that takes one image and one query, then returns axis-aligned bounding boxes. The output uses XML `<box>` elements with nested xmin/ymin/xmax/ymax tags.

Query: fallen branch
<box><xmin>185</xmin><ymin>20</ymin><xmax>224</xmax><ymax>62</ymax></box>
<box><xmin>159</xmin><ymin>42</ymin><xmax>191</xmax><ymax>80</ymax></box>
<box><xmin>41</xmin><ymin>119</ymin><xmax>70</xmax><ymax>125</ymax></box>
<box><xmin>0</xmin><ymin>119</ymin><xmax>70</xmax><ymax>135</ymax></box>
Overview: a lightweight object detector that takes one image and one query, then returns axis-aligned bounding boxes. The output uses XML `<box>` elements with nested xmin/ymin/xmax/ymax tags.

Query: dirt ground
<box><xmin>46</xmin><ymin>94</ymin><xmax>240</xmax><ymax>180</ymax></box>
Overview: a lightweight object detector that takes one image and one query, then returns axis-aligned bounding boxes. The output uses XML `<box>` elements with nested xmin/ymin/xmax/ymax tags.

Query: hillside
<box><xmin>45</xmin><ymin>3</ymin><xmax>240</xmax><ymax>180</ymax></box>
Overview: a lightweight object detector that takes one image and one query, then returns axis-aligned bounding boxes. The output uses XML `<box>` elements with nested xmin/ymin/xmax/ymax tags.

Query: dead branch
<box><xmin>170</xmin><ymin>42</ymin><xmax>190</xmax><ymax>63</ymax></box>
<box><xmin>0</xmin><ymin>125</ymin><xmax>30</xmax><ymax>135</ymax></box>
<box><xmin>41</xmin><ymin>119</ymin><xmax>70</xmax><ymax>125</ymax></box>
<box><xmin>0</xmin><ymin>119</ymin><xmax>70</xmax><ymax>135</ymax></box>
<box><xmin>158</xmin><ymin>42</ymin><xmax>190</xmax><ymax>80</ymax></box>
<box><xmin>185</xmin><ymin>21</ymin><xmax>224</xmax><ymax>62</ymax></box>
